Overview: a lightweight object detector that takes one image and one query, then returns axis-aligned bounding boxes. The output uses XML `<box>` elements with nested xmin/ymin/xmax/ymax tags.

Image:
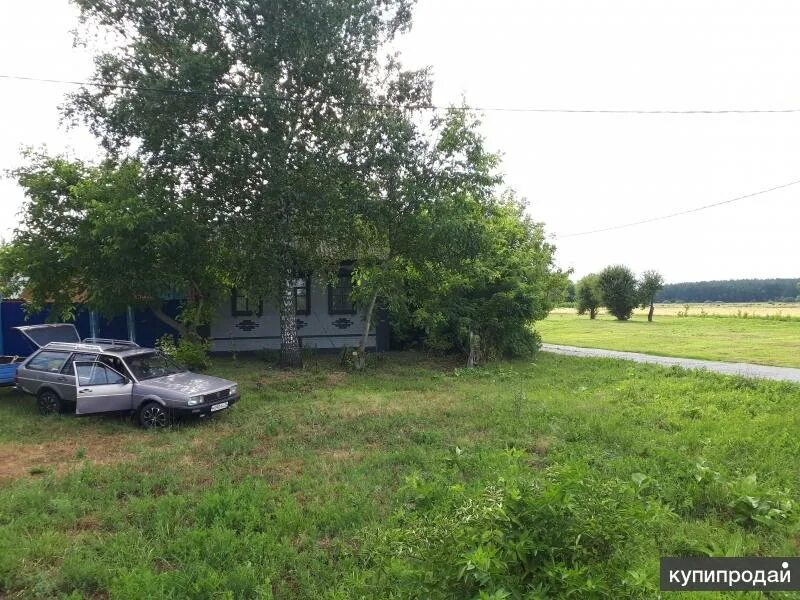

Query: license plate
<box><xmin>210</xmin><ymin>401</ymin><xmax>229</xmax><ymax>412</ymax></box>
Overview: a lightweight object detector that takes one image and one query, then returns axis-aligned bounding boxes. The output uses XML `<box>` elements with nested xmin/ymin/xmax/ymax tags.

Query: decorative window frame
<box><xmin>294</xmin><ymin>275</ymin><xmax>311</xmax><ymax>316</ymax></box>
<box><xmin>327</xmin><ymin>266</ymin><xmax>357</xmax><ymax>315</ymax></box>
<box><xmin>231</xmin><ymin>288</ymin><xmax>263</xmax><ymax>317</ymax></box>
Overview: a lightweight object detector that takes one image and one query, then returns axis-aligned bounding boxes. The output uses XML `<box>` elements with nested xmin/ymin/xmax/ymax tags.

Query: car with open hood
<box><xmin>12</xmin><ymin>324</ymin><xmax>239</xmax><ymax>428</ymax></box>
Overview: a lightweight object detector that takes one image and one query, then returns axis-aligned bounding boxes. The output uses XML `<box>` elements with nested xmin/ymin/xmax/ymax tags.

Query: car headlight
<box><xmin>188</xmin><ymin>395</ymin><xmax>203</xmax><ymax>406</ymax></box>
<box><xmin>229</xmin><ymin>384</ymin><xmax>238</xmax><ymax>396</ymax></box>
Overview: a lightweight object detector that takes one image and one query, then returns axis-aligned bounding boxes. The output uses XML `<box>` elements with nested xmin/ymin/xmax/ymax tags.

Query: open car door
<box><xmin>73</xmin><ymin>360</ymin><xmax>133</xmax><ymax>415</ymax></box>
<box><xmin>14</xmin><ymin>324</ymin><xmax>81</xmax><ymax>349</ymax></box>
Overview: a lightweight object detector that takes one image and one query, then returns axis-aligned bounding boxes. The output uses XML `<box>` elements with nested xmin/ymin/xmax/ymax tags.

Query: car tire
<box><xmin>138</xmin><ymin>401</ymin><xmax>171</xmax><ymax>429</ymax></box>
<box><xmin>37</xmin><ymin>389</ymin><xmax>63</xmax><ymax>415</ymax></box>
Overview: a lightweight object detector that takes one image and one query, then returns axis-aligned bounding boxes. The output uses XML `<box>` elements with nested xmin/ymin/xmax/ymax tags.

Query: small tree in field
<box><xmin>576</xmin><ymin>274</ymin><xmax>602</xmax><ymax>319</ymax></box>
<box><xmin>598</xmin><ymin>265</ymin><xmax>638</xmax><ymax>320</ymax></box>
<box><xmin>638</xmin><ymin>270</ymin><xmax>665</xmax><ymax>322</ymax></box>
<box><xmin>564</xmin><ymin>280</ymin><xmax>576</xmax><ymax>303</ymax></box>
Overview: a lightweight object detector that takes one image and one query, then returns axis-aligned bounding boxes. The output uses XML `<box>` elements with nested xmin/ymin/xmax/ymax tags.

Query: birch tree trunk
<box><xmin>354</xmin><ymin>288</ymin><xmax>379</xmax><ymax>370</ymax></box>
<box><xmin>279</xmin><ymin>278</ymin><xmax>302</xmax><ymax>368</ymax></box>
<box><xmin>466</xmin><ymin>330</ymin><xmax>480</xmax><ymax>368</ymax></box>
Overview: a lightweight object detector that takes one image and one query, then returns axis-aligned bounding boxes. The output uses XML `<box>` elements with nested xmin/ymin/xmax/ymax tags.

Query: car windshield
<box><xmin>124</xmin><ymin>352</ymin><xmax>186</xmax><ymax>380</ymax></box>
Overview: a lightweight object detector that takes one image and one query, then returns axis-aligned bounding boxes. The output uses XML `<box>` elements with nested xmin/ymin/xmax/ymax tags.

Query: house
<box><xmin>0</xmin><ymin>265</ymin><xmax>390</xmax><ymax>356</ymax></box>
<box><xmin>209</xmin><ymin>266</ymin><xmax>390</xmax><ymax>353</ymax></box>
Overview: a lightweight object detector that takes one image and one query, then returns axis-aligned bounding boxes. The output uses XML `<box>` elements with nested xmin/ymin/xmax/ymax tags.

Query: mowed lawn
<box><xmin>1</xmin><ymin>353</ymin><xmax>799</xmax><ymax>599</ymax></box>
<box><xmin>538</xmin><ymin>312</ymin><xmax>800</xmax><ymax>368</ymax></box>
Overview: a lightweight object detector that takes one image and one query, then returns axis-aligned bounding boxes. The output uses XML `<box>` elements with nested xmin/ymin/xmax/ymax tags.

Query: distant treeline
<box><xmin>656</xmin><ymin>278</ymin><xmax>800</xmax><ymax>303</ymax></box>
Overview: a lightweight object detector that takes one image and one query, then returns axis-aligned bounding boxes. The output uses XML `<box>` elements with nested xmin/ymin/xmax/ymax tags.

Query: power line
<box><xmin>3</xmin><ymin>73</ymin><xmax>800</xmax><ymax>114</ymax></box>
<box><xmin>5</xmin><ymin>73</ymin><xmax>799</xmax><ymax>235</ymax></box>
<box><xmin>556</xmin><ymin>178</ymin><xmax>800</xmax><ymax>238</ymax></box>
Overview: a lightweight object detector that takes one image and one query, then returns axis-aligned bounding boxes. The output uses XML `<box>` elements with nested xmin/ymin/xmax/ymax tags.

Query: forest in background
<box><xmin>656</xmin><ymin>278</ymin><xmax>800</xmax><ymax>303</ymax></box>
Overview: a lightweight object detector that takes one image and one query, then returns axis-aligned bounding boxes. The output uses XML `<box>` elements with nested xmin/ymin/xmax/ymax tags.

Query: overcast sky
<box><xmin>2</xmin><ymin>0</ymin><xmax>799</xmax><ymax>283</ymax></box>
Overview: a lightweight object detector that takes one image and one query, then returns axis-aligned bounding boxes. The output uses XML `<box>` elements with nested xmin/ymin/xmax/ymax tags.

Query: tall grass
<box><xmin>0</xmin><ymin>353</ymin><xmax>798</xmax><ymax>598</ymax></box>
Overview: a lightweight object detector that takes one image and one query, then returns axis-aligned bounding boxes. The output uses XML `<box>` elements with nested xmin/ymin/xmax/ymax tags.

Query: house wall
<box><xmin>0</xmin><ymin>290</ymin><xmax>383</xmax><ymax>356</ymax></box>
<box><xmin>208</xmin><ymin>282</ymin><xmax>375</xmax><ymax>353</ymax></box>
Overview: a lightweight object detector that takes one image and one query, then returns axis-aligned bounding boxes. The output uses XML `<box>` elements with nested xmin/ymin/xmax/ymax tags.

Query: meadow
<box><xmin>539</xmin><ymin>308</ymin><xmax>800</xmax><ymax>369</ymax></box>
<box><xmin>552</xmin><ymin>302</ymin><xmax>800</xmax><ymax>319</ymax></box>
<box><xmin>1</xmin><ymin>352</ymin><xmax>799</xmax><ymax>599</ymax></box>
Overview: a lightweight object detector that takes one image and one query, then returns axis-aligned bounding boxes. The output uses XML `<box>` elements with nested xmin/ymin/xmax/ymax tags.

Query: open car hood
<box><xmin>14</xmin><ymin>323</ymin><xmax>81</xmax><ymax>348</ymax></box>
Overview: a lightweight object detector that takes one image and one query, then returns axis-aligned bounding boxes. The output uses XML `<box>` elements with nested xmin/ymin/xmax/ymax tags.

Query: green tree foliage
<box><xmin>658</xmin><ymin>278</ymin><xmax>800</xmax><ymax>303</ymax></box>
<box><xmin>343</xmin><ymin>70</ymin><xmax>440</xmax><ymax>359</ymax></box>
<box><xmin>346</xmin><ymin>107</ymin><xmax>564</xmax><ymax>363</ymax></box>
<box><xmin>597</xmin><ymin>265</ymin><xmax>638</xmax><ymax>321</ymax></box>
<box><xmin>389</xmin><ymin>190</ymin><xmax>566</xmax><ymax>361</ymax></box>
<box><xmin>17</xmin><ymin>0</ymin><xmax>561</xmax><ymax>367</ymax></box>
<box><xmin>564</xmin><ymin>279</ymin><xmax>576</xmax><ymax>303</ymax></box>
<box><xmin>638</xmin><ymin>269</ymin><xmax>665</xmax><ymax>322</ymax></box>
<box><xmin>576</xmin><ymin>273</ymin><xmax>602</xmax><ymax>319</ymax></box>
<box><xmin>68</xmin><ymin>0</ymin><xmax>416</xmax><ymax>367</ymax></box>
<box><xmin>0</xmin><ymin>154</ymin><xmax>222</xmax><ymax>337</ymax></box>
<box><xmin>350</xmin><ymin>108</ymin><xmax>505</xmax><ymax>356</ymax></box>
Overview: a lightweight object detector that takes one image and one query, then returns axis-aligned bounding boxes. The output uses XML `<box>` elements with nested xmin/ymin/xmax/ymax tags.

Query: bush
<box><xmin>576</xmin><ymin>273</ymin><xmax>602</xmax><ymax>319</ymax></box>
<box><xmin>598</xmin><ymin>265</ymin><xmax>638</xmax><ymax>320</ymax></box>
<box><xmin>363</xmin><ymin>466</ymin><xmax>664</xmax><ymax>599</ymax></box>
<box><xmin>339</xmin><ymin>346</ymin><xmax>356</xmax><ymax>369</ymax></box>
<box><xmin>685</xmin><ymin>462</ymin><xmax>795</xmax><ymax>528</ymax></box>
<box><xmin>385</xmin><ymin>192</ymin><xmax>567</xmax><ymax>363</ymax></box>
<box><xmin>156</xmin><ymin>334</ymin><xmax>211</xmax><ymax>371</ymax></box>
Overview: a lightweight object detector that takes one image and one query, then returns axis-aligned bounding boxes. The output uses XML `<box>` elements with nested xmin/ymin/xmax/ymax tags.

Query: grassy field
<box><xmin>1</xmin><ymin>353</ymin><xmax>799</xmax><ymax>598</ymax></box>
<box><xmin>538</xmin><ymin>311</ymin><xmax>800</xmax><ymax>368</ymax></box>
<box><xmin>552</xmin><ymin>302</ymin><xmax>800</xmax><ymax>319</ymax></box>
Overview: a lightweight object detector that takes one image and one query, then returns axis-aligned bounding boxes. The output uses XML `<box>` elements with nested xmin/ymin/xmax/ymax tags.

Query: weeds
<box><xmin>156</xmin><ymin>334</ymin><xmax>212</xmax><ymax>371</ymax></box>
<box><xmin>0</xmin><ymin>352</ymin><xmax>798</xmax><ymax>598</ymax></box>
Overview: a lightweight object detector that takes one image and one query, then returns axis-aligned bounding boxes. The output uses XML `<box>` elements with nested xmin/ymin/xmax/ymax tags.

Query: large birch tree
<box><xmin>68</xmin><ymin>0</ymin><xmax>415</xmax><ymax>367</ymax></box>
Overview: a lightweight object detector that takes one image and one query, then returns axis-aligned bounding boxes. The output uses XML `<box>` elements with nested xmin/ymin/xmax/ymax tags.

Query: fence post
<box><xmin>90</xmin><ymin>311</ymin><xmax>98</xmax><ymax>340</ymax></box>
<box><xmin>126</xmin><ymin>306</ymin><xmax>136</xmax><ymax>343</ymax></box>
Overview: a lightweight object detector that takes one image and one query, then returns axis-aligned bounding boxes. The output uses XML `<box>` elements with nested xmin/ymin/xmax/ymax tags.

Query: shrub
<box><xmin>598</xmin><ymin>265</ymin><xmax>638</xmax><ymax>320</ymax></box>
<box><xmin>339</xmin><ymin>346</ymin><xmax>356</xmax><ymax>369</ymax></box>
<box><xmin>685</xmin><ymin>462</ymin><xmax>795</xmax><ymax>528</ymax></box>
<box><xmin>386</xmin><ymin>192</ymin><xmax>567</xmax><ymax>362</ymax></box>
<box><xmin>157</xmin><ymin>334</ymin><xmax>211</xmax><ymax>371</ymax></box>
<box><xmin>576</xmin><ymin>273</ymin><xmax>602</xmax><ymax>319</ymax></box>
<box><xmin>363</xmin><ymin>466</ymin><xmax>664</xmax><ymax>599</ymax></box>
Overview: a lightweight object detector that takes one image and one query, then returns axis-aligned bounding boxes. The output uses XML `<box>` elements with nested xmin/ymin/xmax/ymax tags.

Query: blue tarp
<box><xmin>0</xmin><ymin>300</ymin><xmax>182</xmax><ymax>356</ymax></box>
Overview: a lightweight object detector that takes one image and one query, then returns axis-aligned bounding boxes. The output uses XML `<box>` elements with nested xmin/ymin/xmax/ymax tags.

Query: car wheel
<box><xmin>37</xmin><ymin>389</ymin><xmax>62</xmax><ymax>415</ymax></box>
<box><xmin>138</xmin><ymin>401</ymin><xmax>171</xmax><ymax>429</ymax></box>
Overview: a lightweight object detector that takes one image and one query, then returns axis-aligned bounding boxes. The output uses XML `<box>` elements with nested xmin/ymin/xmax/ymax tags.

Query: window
<box><xmin>293</xmin><ymin>276</ymin><xmax>311</xmax><ymax>315</ymax></box>
<box><xmin>75</xmin><ymin>362</ymin><xmax>127</xmax><ymax>386</ymax></box>
<box><xmin>61</xmin><ymin>353</ymin><xmax>98</xmax><ymax>375</ymax></box>
<box><xmin>328</xmin><ymin>267</ymin><xmax>356</xmax><ymax>314</ymax></box>
<box><xmin>27</xmin><ymin>350</ymin><xmax>70</xmax><ymax>373</ymax></box>
<box><xmin>231</xmin><ymin>288</ymin><xmax>263</xmax><ymax>317</ymax></box>
<box><xmin>124</xmin><ymin>352</ymin><xmax>186</xmax><ymax>381</ymax></box>
<box><xmin>99</xmin><ymin>355</ymin><xmax>130</xmax><ymax>378</ymax></box>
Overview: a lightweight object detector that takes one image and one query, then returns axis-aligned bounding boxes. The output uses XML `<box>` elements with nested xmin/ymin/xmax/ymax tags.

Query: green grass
<box><xmin>537</xmin><ymin>312</ymin><xmax>800</xmax><ymax>368</ymax></box>
<box><xmin>0</xmin><ymin>352</ymin><xmax>798</xmax><ymax>598</ymax></box>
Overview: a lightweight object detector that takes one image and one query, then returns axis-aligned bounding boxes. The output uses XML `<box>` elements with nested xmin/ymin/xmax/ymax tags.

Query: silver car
<box><xmin>13</xmin><ymin>324</ymin><xmax>239</xmax><ymax>428</ymax></box>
